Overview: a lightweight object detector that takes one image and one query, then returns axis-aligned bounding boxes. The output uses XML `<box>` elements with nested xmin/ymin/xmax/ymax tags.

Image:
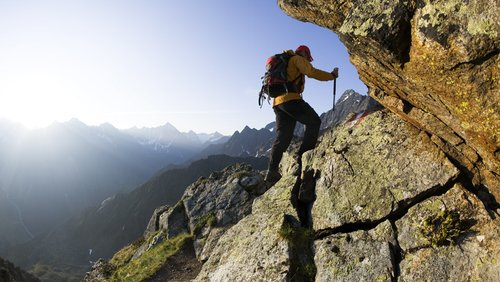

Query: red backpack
<box><xmin>259</xmin><ymin>52</ymin><xmax>300</xmax><ymax>107</ymax></box>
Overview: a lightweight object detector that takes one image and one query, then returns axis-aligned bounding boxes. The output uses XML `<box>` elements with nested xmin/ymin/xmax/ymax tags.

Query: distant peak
<box><xmin>65</xmin><ymin>118</ymin><xmax>87</xmax><ymax>127</ymax></box>
<box><xmin>0</xmin><ymin>118</ymin><xmax>26</xmax><ymax>130</ymax></box>
<box><xmin>158</xmin><ymin>122</ymin><xmax>179</xmax><ymax>131</ymax></box>
<box><xmin>341</xmin><ymin>89</ymin><xmax>359</xmax><ymax>97</ymax></box>
<box><xmin>99</xmin><ymin>123</ymin><xmax>118</xmax><ymax>130</ymax></box>
<box><xmin>241</xmin><ymin>125</ymin><xmax>253</xmax><ymax>132</ymax></box>
<box><xmin>337</xmin><ymin>89</ymin><xmax>362</xmax><ymax>104</ymax></box>
<box><xmin>69</xmin><ymin>118</ymin><xmax>83</xmax><ymax>123</ymax></box>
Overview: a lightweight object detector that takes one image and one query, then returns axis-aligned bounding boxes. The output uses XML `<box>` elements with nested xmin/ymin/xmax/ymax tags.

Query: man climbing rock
<box><xmin>265</xmin><ymin>45</ymin><xmax>339</xmax><ymax>183</ymax></box>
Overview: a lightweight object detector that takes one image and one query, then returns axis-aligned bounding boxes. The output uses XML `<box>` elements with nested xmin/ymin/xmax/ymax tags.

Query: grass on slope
<box><xmin>106</xmin><ymin>233</ymin><xmax>192</xmax><ymax>281</ymax></box>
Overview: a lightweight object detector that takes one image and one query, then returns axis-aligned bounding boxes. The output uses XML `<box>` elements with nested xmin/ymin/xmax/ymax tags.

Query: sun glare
<box><xmin>0</xmin><ymin>77</ymin><xmax>74</xmax><ymax>129</ymax></box>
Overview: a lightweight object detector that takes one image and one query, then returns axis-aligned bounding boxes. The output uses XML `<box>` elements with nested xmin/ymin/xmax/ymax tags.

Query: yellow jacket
<box><xmin>273</xmin><ymin>50</ymin><xmax>335</xmax><ymax>106</ymax></box>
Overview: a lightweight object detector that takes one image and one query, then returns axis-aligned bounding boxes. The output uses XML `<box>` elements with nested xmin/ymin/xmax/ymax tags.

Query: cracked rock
<box><xmin>308</xmin><ymin>110</ymin><xmax>459</xmax><ymax>231</ymax></box>
<box><xmin>314</xmin><ymin>221</ymin><xmax>396</xmax><ymax>282</ymax></box>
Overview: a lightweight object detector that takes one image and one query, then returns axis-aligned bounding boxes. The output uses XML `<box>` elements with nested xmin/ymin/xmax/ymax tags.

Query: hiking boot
<box><xmin>265</xmin><ymin>170</ymin><xmax>282</xmax><ymax>183</ymax></box>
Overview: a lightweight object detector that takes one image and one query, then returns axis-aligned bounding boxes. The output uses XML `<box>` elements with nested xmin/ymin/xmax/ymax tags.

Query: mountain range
<box><xmin>0</xmin><ymin>119</ymin><xmax>225</xmax><ymax>252</ymax></box>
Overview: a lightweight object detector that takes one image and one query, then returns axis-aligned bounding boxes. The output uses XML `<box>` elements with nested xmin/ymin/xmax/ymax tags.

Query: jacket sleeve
<box><xmin>293</xmin><ymin>56</ymin><xmax>334</xmax><ymax>81</ymax></box>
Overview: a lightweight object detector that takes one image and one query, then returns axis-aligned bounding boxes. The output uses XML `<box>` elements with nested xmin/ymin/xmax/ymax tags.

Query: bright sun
<box><xmin>0</xmin><ymin>74</ymin><xmax>74</xmax><ymax>129</ymax></box>
<box><xmin>1</xmin><ymin>96</ymin><xmax>60</xmax><ymax>129</ymax></box>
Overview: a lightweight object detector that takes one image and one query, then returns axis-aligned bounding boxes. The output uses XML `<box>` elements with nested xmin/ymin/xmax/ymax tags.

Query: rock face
<box><xmin>194</xmin><ymin>173</ymin><xmax>298</xmax><ymax>282</ymax></box>
<box><xmin>181</xmin><ymin>164</ymin><xmax>268</xmax><ymax>259</ymax></box>
<box><xmin>278</xmin><ymin>0</ymin><xmax>499</xmax><ymax>197</ymax></box>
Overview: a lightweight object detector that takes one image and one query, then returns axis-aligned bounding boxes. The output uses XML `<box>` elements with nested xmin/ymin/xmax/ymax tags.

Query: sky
<box><xmin>0</xmin><ymin>1</ymin><xmax>368</xmax><ymax>135</ymax></box>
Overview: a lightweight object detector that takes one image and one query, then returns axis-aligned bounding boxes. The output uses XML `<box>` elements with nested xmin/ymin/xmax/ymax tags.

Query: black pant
<box><xmin>268</xmin><ymin>99</ymin><xmax>321</xmax><ymax>171</ymax></box>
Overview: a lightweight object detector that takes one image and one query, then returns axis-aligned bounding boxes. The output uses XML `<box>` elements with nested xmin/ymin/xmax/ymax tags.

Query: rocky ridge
<box><xmin>87</xmin><ymin>109</ymin><xmax>498</xmax><ymax>281</ymax></box>
<box><xmin>193</xmin><ymin>110</ymin><xmax>498</xmax><ymax>281</ymax></box>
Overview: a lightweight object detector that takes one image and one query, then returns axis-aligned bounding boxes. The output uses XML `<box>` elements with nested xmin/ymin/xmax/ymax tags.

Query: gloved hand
<box><xmin>331</xmin><ymin>67</ymin><xmax>339</xmax><ymax>79</ymax></box>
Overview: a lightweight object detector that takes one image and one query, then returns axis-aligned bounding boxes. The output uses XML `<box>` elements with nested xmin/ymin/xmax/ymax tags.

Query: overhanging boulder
<box><xmin>279</xmin><ymin>0</ymin><xmax>499</xmax><ymax>197</ymax></box>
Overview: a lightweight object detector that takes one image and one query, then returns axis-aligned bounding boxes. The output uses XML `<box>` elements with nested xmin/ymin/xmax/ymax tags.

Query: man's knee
<box><xmin>272</xmin><ymin>134</ymin><xmax>292</xmax><ymax>152</ymax></box>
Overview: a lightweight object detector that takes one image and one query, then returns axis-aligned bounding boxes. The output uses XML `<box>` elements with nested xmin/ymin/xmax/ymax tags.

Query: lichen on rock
<box><xmin>418</xmin><ymin>208</ymin><xmax>467</xmax><ymax>247</ymax></box>
<box><xmin>395</xmin><ymin>183</ymin><xmax>499</xmax><ymax>281</ymax></box>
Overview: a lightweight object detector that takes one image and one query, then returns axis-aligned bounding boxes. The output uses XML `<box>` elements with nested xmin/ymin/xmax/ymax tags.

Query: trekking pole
<box><xmin>332</xmin><ymin>67</ymin><xmax>338</xmax><ymax>111</ymax></box>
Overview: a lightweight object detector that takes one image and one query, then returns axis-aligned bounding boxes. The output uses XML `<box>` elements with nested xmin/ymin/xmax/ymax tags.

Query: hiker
<box><xmin>265</xmin><ymin>45</ymin><xmax>339</xmax><ymax>183</ymax></box>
